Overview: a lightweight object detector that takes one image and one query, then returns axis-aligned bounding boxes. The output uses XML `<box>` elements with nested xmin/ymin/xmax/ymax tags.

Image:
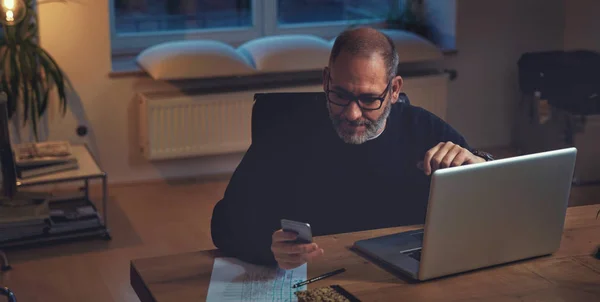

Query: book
<box><xmin>47</xmin><ymin>198</ymin><xmax>102</xmax><ymax>234</ymax></box>
<box><xmin>16</xmin><ymin>159</ymin><xmax>79</xmax><ymax>179</ymax></box>
<box><xmin>13</xmin><ymin>141</ymin><xmax>76</xmax><ymax>167</ymax></box>
<box><xmin>0</xmin><ymin>193</ymin><xmax>52</xmax><ymax>242</ymax></box>
<box><xmin>0</xmin><ymin>193</ymin><xmax>51</xmax><ymax>225</ymax></box>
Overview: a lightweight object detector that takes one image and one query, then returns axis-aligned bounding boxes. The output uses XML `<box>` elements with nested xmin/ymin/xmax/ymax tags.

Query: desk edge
<box><xmin>130</xmin><ymin>260</ymin><xmax>158</xmax><ymax>302</ymax></box>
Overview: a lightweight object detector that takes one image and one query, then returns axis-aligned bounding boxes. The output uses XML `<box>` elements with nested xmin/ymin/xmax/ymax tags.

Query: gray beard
<box><xmin>327</xmin><ymin>100</ymin><xmax>392</xmax><ymax>144</ymax></box>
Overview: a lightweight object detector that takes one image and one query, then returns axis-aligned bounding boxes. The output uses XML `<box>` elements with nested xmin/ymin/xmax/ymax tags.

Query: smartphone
<box><xmin>281</xmin><ymin>219</ymin><xmax>313</xmax><ymax>244</ymax></box>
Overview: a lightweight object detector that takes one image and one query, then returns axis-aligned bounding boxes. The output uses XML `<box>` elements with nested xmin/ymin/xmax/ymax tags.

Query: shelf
<box><xmin>16</xmin><ymin>144</ymin><xmax>105</xmax><ymax>187</ymax></box>
<box><xmin>0</xmin><ymin>227</ymin><xmax>109</xmax><ymax>249</ymax></box>
<box><xmin>0</xmin><ymin>143</ymin><xmax>110</xmax><ymax>259</ymax></box>
<box><xmin>0</xmin><ymin>196</ymin><xmax>110</xmax><ymax>249</ymax></box>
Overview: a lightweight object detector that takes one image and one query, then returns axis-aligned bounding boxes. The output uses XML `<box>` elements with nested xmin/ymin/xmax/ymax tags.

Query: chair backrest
<box><xmin>0</xmin><ymin>287</ymin><xmax>16</xmax><ymax>302</ymax></box>
<box><xmin>250</xmin><ymin>91</ymin><xmax>412</xmax><ymax>146</ymax></box>
<box><xmin>251</xmin><ymin>92</ymin><xmax>328</xmax><ymax>145</ymax></box>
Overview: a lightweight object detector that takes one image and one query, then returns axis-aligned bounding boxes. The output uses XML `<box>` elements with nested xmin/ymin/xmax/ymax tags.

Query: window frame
<box><xmin>109</xmin><ymin>0</ymin><xmax>386</xmax><ymax>55</ymax></box>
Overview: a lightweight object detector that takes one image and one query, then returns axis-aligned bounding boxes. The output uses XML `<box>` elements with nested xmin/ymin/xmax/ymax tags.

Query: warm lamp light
<box><xmin>0</xmin><ymin>0</ymin><xmax>26</xmax><ymax>26</ymax></box>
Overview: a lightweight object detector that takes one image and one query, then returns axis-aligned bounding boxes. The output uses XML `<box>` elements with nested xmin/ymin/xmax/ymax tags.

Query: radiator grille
<box><xmin>139</xmin><ymin>92</ymin><xmax>253</xmax><ymax>160</ymax></box>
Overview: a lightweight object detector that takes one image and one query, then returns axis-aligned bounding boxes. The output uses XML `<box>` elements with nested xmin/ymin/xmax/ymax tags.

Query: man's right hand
<box><xmin>271</xmin><ymin>229</ymin><xmax>324</xmax><ymax>270</ymax></box>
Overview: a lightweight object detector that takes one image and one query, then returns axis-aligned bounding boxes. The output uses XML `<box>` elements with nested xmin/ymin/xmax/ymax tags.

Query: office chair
<box><xmin>250</xmin><ymin>91</ymin><xmax>412</xmax><ymax>145</ymax></box>
<box><xmin>0</xmin><ymin>251</ymin><xmax>9</xmax><ymax>271</ymax></box>
<box><xmin>251</xmin><ymin>92</ymin><xmax>326</xmax><ymax>146</ymax></box>
<box><xmin>0</xmin><ymin>287</ymin><xmax>16</xmax><ymax>302</ymax></box>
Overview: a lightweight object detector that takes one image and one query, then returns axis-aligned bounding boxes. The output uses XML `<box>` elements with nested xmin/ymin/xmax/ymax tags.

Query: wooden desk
<box><xmin>131</xmin><ymin>205</ymin><xmax>600</xmax><ymax>301</ymax></box>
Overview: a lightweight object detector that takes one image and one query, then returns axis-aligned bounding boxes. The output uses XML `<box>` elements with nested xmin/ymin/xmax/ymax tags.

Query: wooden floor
<box><xmin>1</xmin><ymin>155</ymin><xmax>599</xmax><ymax>301</ymax></box>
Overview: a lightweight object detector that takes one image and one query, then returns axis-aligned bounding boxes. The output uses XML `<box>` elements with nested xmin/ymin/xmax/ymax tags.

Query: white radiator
<box><xmin>138</xmin><ymin>73</ymin><xmax>448</xmax><ymax>161</ymax></box>
<box><xmin>138</xmin><ymin>91</ymin><xmax>254</xmax><ymax>160</ymax></box>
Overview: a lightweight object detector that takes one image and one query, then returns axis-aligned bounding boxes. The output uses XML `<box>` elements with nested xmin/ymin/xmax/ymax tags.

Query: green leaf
<box><xmin>0</xmin><ymin>13</ymin><xmax>69</xmax><ymax>137</ymax></box>
<box><xmin>28</xmin><ymin>49</ymin><xmax>44</xmax><ymax>121</ymax></box>
<box><xmin>36</xmin><ymin>46</ymin><xmax>67</xmax><ymax>115</ymax></box>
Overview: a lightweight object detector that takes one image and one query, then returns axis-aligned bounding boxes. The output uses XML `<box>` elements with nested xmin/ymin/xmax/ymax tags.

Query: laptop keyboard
<box><xmin>412</xmin><ymin>232</ymin><xmax>424</xmax><ymax>241</ymax></box>
<box><xmin>407</xmin><ymin>249</ymin><xmax>422</xmax><ymax>261</ymax></box>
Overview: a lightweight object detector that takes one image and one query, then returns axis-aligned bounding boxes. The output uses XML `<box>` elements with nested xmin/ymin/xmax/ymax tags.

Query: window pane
<box><xmin>278</xmin><ymin>0</ymin><xmax>391</xmax><ymax>25</ymax></box>
<box><xmin>113</xmin><ymin>0</ymin><xmax>252</xmax><ymax>34</ymax></box>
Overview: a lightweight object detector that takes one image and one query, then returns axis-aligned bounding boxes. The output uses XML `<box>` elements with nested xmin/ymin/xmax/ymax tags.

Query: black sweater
<box><xmin>211</xmin><ymin>98</ymin><xmax>471</xmax><ymax>266</ymax></box>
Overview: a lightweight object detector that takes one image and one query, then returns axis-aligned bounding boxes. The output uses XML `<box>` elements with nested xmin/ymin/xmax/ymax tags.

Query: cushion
<box><xmin>136</xmin><ymin>40</ymin><xmax>256</xmax><ymax>80</ymax></box>
<box><xmin>379</xmin><ymin>29</ymin><xmax>443</xmax><ymax>63</ymax></box>
<box><xmin>238</xmin><ymin>35</ymin><xmax>331</xmax><ymax>73</ymax></box>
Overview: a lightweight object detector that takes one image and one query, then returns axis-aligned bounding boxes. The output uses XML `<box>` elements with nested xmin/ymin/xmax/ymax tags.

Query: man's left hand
<box><xmin>421</xmin><ymin>142</ymin><xmax>486</xmax><ymax>176</ymax></box>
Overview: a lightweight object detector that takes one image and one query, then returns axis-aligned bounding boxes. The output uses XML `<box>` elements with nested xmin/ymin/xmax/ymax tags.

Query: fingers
<box><xmin>272</xmin><ymin>229</ymin><xmax>298</xmax><ymax>243</ymax></box>
<box><xmin>274</xmin><ymin>246</ymin><xmax>324</xmax><ymax>263</ymax></box>
<box><xmin>271</xmin><ymin>229</ymin><xmax>325</xmax><ymax>270</ymax></box>
<box><xmin>465</xmin><ymin>151</ymin><xmax>486</xmax><ymax>164</ymax></box>
<box><xmin>272</xmin><ymin>242</ymin><xmax>318</xmax><ymax>255</ymax></box>
<box><xmin>450</xmin><ymin>148</ymin><xmax>470</xmax><ymax>167</ymax></box>
<box><xmin>305</xmin><ymin>247</ymin><xmax>325</xmax><ymax>261</ymax></box>
<box><xmin>424</xmin><ymin>142</ymin><xmax>474</xmax><ymax>175</ymax></box>
<box><xmin>440</xmin><ymin>145</ymin><xmax>463</xmax><ymax>168</ymax></box>
<box><xmin>424</xmin><ymin>142</ymin><xmax>454</xmax><ymax>175</ymax></box>
<box><xmin>431</xmin><ymin>142</ymin><xmax>455</xmax><ymax>171</ymax></box>
<box><xmin>278</xmin><ymin>260</ymin><xmax>306</xmax><ymax>270</ymax></box>
<box><xmin>423</xmin><ymin>143</ymin><xmax>442</xmax><ymax>175</ymax></box>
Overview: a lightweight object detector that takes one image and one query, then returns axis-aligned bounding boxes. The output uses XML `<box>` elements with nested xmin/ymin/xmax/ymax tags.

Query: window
<box><xmin>278</xmin><ymin>0</ymin><xmax>391</xmax><ymax>25</ymax></box>
<box><xmin>110</xmin><ymin>0</ymin><xmax>390</xmax><ymax>54</ymax></box>
<box><xmin>113</xmin><ymin>0</ymin><xmax>253</xmax><ymax>34</ymax></box>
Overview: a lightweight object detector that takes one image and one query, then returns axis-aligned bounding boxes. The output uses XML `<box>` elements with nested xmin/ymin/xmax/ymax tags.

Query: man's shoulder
<box><xmin>389</xmin><ymin>101</ymin><xmax>467</xmax><ymax>147</ymax></box>
<box><xmin>390</xmin><ymin>102</ymin><xmax>447</xmax><ymax>128</ymax></box>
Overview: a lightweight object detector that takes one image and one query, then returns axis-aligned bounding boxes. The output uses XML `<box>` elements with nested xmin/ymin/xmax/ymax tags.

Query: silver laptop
<box><xmin>353</xmin><ymin>147</ymin><xmax>577</xmax><ymax>281</ymax></box>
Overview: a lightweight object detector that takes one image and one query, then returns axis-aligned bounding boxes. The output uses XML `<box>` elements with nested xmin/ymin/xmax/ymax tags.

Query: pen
<box><xmin>292</xmin><ymin>268</ymin><xmax>346</xmax><ymax>288</ymax></box>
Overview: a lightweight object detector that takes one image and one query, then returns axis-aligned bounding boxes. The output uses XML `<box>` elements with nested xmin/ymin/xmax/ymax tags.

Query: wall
<box><xmin>442</xmin><ymin>0</ymin><xmax>565</xmax><ymax>148</ymax></box>
<box><xmin>564</xmin><ymin>0</ymin><xmax>600</xmax><ymax>51</ymax></box>
<box><xmin>33</xmin><ymin>0</ymin><xmax>565</xmax><ymax>185</ymax></box>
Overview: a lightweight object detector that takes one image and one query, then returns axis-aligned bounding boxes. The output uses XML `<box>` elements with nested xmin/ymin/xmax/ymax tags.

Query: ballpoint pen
<box><xmin>292</xmin><ymin>268</ymin><xmax>346</xmax><ymax>288</ymax></box>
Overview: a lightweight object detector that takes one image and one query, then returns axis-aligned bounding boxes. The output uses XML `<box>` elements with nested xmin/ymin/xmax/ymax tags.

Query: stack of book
<box><xmin>0</xmin><ymin>193</ymin><xmax>51</xmax><ymax>243</ymax></box>
<box><xmin>13</xmin><ymin>141</ymin><xmax>78</xmax><ymax>179</ymax></box>
<box><xmin>47</xmin><ymin>197</ymin><xmax>103</xmax><ymax>234</ymax></box>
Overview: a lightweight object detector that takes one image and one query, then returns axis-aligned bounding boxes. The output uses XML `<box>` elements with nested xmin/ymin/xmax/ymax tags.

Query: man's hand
<box><xmin>271</xmin><ymin>229</ymin><xmax>324</xmax><ymax>270</ymax></box>
<box><xmin>422</xmin><ymin>142</ymin><xmax>486</xmax><ymax>176</ymax></box>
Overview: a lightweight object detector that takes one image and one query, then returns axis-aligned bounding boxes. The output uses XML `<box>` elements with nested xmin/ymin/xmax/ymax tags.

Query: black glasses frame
<box><xmin>325</xmin><ymin>74</ymin><xmax>392</xmax><ymax>111</ymax></box>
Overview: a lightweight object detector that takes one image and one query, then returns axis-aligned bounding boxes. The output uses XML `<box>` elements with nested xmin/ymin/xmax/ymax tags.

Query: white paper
<box><xmin>206</xmin><ymin>257</ymin><xmax>307</xmax><ymax>302</ymax></box>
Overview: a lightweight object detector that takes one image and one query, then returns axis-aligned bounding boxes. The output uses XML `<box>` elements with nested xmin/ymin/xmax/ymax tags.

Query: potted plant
<box><xmin>0</xmin><ymin>0</ymin><xmax>68</xmax><ymax>142</ymax></box>
<box><xmin>384</xmin><ymin>0</ymin><xmax>432</xmax><ymax>40</ymax></box>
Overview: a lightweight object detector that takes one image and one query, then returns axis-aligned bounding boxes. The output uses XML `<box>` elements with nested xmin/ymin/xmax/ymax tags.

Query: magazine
<box><xmin>13</xmin><ymin>141</ymin><xmax>75</xmax><ymax>167</ymax></box>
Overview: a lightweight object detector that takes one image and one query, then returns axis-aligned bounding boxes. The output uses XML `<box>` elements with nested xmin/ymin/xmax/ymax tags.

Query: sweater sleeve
<box><xmin>432</xmin><ymin>114</ymin><xmax>471</xmax><ymax>150</ymax></box>
<box><xmin>425</xmin><ymin>111</ymin><xmax>496</xmax><ymax>160</ymax></box>
<box><xmin>210</xmin><ymin>142</ymin><xmax>288</xmax><ymax>266</ymax></box>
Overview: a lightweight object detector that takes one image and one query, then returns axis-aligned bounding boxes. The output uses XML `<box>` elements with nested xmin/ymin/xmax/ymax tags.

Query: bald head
<box><xmin>329</xmin><ymin>27</ymin><xmax>399</xmax><ymax>81</ymax></box>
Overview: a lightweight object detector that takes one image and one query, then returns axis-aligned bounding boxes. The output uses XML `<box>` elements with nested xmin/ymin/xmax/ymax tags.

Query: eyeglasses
<box><xmin>325</xmin><ymin>74</ymin><xmax>392</xmax><ymax>111</ymax></box>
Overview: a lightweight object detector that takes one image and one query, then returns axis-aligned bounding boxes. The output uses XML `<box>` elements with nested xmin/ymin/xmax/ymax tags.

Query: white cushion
<box><xmin>380</xmin><ymin>29</ymin><xmax>443</xmax><ymax>63</ymax></box>
<box><xmin>238</xmin><ymin>35</ymin><xmax>331</xmax><ymax>73</ymax></box>
<box><xmin>137</xmin><ymin>40</ymin><xmax>256</xmax><ymax>80</ymax></box>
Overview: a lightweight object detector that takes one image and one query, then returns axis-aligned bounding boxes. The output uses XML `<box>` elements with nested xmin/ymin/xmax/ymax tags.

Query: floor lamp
<box><xmin>0</xmin><ymin>92</ymin><xmax>16</xmax><ymax>271</ymax></box>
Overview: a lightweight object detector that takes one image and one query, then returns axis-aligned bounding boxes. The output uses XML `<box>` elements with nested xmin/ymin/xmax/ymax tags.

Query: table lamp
<box><xmin>0</xmin><ymin>0</ymin><xmax>26</xmax><ymax>26</ymax></box>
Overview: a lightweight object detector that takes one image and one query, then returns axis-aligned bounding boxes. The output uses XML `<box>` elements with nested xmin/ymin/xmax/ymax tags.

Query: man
<box><xmin>211</xmin><ymin>27</ymin><xmax>492</xmax><ymax>270</ymax></box>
